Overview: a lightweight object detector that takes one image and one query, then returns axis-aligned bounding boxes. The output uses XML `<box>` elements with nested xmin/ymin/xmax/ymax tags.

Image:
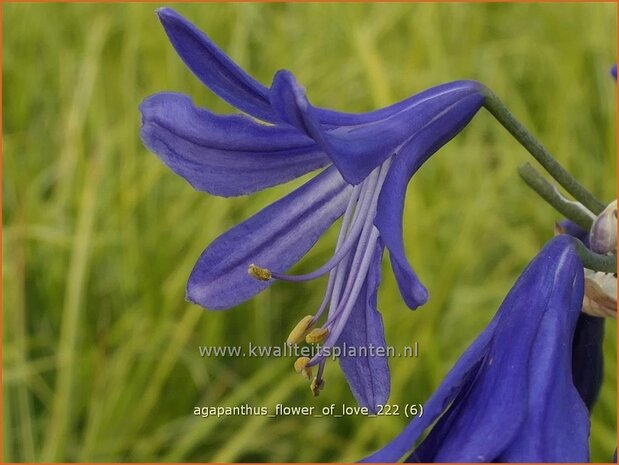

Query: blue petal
<box><xmin>187</xmin><ymin>166</ymin><xmax>353</xmax><ymax>309</ymax></box>
<box><xmin>499</xmin><ymin>244</ymin><xmax>587</xmax><ymax>461</ymax></box>
<box><xmin>415</xmin><ymin>237</ymin><xmax>587</xmax><ymax>462</ymax></box>
<box><xmin>158</xmin><ymin>8</ymin><xmax>483</xmax><ymax>132</ymax></box>
<box><xmin>156</xmin><ymin>7</ymin><xmax>278</xmax><ymax>122</ymax></box>
<box><xmin>559</xmin><ymin>219</ymin><xmax>590</xmax><ymax>247</ymax></box>
<box><xmin>571</xmin><ymin>313</ymin><xmax>604</xmax><ymax>412</ymax></box>
<box><xmin>140</xmin><ymin>92</ymin><xmax>331</xmax><ymax>197</ymax></box>
<box><xmin>373</xmin><ymin>92</ymin><xmax>485</xmax><ymax>309</ymax></box>
<box><xmin>270</xmin><ymin>70</ymin><xmax>485</xmax><ymax>185</ymax></box>
<box><xmin>361</xmin><ymin>325</ymin><xmax>494</xmax><ymax>462</ymax></box>
<box><xmin>362</xmin><ymin>236</ymin><xmax>585</xmax><ymax>462</ymax></box>
<box><xmin>156</xmin><ymin>8</ymin><xmax>480</xmax><ymax>129</ymax></box>
<box><xmin>337</xmin><ymin>240</ymin><xmax>390</xmax><ymax>413</ymax></box>
<box><xmin>611</xmin><ymin>64</ymin><xmax>617</xmax><ymax>81</ymax></box>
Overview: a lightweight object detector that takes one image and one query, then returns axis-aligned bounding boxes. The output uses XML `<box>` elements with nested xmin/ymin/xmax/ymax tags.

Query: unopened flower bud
<box><xmin>589</xmin><ymin>200</ymin><xmax>617</xmax><ymax>255</ymax></box>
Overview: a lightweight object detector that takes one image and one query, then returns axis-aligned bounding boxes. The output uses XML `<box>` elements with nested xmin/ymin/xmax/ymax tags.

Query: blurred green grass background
<box><xmin>2</xmin><ymin>2</ymin><xmax>617</xmax><ymax>462</ymax></box>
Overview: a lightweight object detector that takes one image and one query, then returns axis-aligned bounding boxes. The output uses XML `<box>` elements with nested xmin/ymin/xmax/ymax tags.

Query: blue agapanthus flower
<box><xmin>140</xmin><ymin>7</ymin><xmax>485</xmax><ymax>408</ymax></box>
<box><xmin>362</xmin><ymin>235</ymin><xmax>601</xmax><ymax>462</ymax></box>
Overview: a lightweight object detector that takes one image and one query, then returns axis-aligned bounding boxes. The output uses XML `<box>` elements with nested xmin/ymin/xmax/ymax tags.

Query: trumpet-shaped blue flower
<box><xmin>362</xmin><ymin>236</ymin><xmax>600</xmax><ymax>462</ymax></box>
<box><xmin>140</xmin><ymin>7</ymin><xmax>484</xmax><ymax>408</ymax></box>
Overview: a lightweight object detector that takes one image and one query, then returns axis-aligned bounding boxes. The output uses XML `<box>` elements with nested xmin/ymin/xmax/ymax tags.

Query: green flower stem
<box><xmin>572</xmin><ymin>239</ymin><xmax>617</xmax><ymax>274</ymax></box>
<box><xmin>482</xmin><ymin>87</ymin><xmax>606</xmax><ymax>215</ymax></box>
<box><xmin>518</xmin><ymin>163</ymin><xmax>594</xmax><ymax>230</ymax></box>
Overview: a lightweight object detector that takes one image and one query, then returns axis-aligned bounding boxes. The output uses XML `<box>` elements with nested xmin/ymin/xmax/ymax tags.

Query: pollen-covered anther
<box><xmin>286</xmin><ymin>315</ymin><xmax>315</xmax><ymax>345</ymax></box>
<box><xmin>247</xmin><ymin>263</ymin><xmax>271</xmax><ymax>281</ymax></box>
<box><xmin>293</xmin><ymin>356</ymin><xmax>312</xmax><ymax>380</ymax></box>
<box><xmin>305</xmin><ymin>327</ymin><xmax>329</xmax><ymax>344</ymax></box>
<box><xmin>310</xmin><ymin>377</ymin><xmax>325</xmax><ymax>397</ymax></box>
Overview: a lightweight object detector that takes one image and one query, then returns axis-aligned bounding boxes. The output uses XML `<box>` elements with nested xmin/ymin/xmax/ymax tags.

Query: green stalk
<box><xmin>517</xmin><ymin>164</ymin><xmax>616</xmax><ymax>273</ymax></box>
<box><xmin>518</xmin><ymin>163</ymin><xmax>594</xmax><ymax>231</ymax></box>
<box><xmin>482</xmin><ymin>87</ymin><xmax>606</xmax><ymax>215</ymax></box>
<box><xmin>572</xmin><ymin>239</ymin><xmax>617</xmax><ymax>274</ymax></box>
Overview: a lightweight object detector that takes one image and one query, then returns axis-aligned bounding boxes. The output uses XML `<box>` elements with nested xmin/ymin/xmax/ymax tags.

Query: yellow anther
<box><xmin>553</xmin><ymin>222</ymin><xmax>566</xmax><ymax>236</ymax></box>
<box><xmin>310</xmin><ymin>377</ymin><xmax>325</xmax><ymax>397</ymax></box>
<box><xmin>305</xmin><ymin>327</ymin><xmax>329</xmax><ymax>344</ymax></box>
<box><xmin>294</xmin><ymin>357</ymin><xmax>312</xmax><ymax>380</ymax></box>
<box><xmin>286</xmin><ymin>315</ymin><xmax>315</xmax><ymax>345</ymax></box>
<box><xmin>248</xmin><ymin>264</ymin><xmax>271</xmax><ymax>281</ymax></box>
